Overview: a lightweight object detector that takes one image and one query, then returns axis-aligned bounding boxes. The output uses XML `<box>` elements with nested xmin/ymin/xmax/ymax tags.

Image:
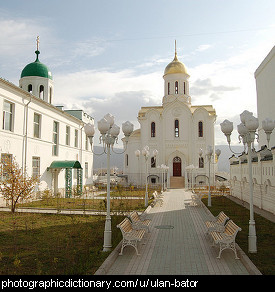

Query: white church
<box><xmin>0</xmin><ymin>38</ymin><xmax>94</xmax><ymax>202</ymax></box>
<box><xmin>123</xmin><ymin>45</ymin><xmax>218</xmax><ymax>188</ymax></box>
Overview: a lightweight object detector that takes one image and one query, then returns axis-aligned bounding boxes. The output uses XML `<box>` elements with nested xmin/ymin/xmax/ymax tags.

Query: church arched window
<box><xmin>28</xmin><ymin>84</ymin><xmax>32</xmax><ymax>93</ymax></box>
<box><xmin>151</xmin><ymin>157</ymin><xmax>156</xmax><ymax>168</ymax></box>
<box><xmin>183</xmin><ymin>82</ymin><xmax>186</xmax><ymax>94</ymax></box>
<box><xmin>125</xmin><ymin>154</ymin><xmax>128</xmax><ymax>167</ymax></box>
<box><xmin>199</xmin><ymin>157</ymin><xmax>204</xmax><ymax>168</ymax></box>
<box><xmin>168</xmin><ymin>82</ymin><xmax>170</xmax><ymax>95</ymax></box>
<box><xmin>175</xmin><ymin>81</ymin><xmax>179</xmax><ymax>94</ymax></box>
<box><xmin>39</xmin><ymin>85</ymin><xmax>44</xmax><ymax>99</ymax></box>
<box><xmin>151</xmin><ymin>122</ymin><xmax>156</xmax><ymax>137</ymax></box>
<box><xmin>175</xmin><ymin>119</ymin><xmax>179</xmax><ymax>137</ymax></box>
<box><xmin>198</xmin><ymin>121</ymin><xmax>203</xmax><ymax>137</ymax></box>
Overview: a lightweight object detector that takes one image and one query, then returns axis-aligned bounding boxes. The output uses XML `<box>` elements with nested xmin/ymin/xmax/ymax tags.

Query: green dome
<box><xmin>21</xmin><ymin>50</ymin><xmax>52</xmax><ymax>80</ymax></box>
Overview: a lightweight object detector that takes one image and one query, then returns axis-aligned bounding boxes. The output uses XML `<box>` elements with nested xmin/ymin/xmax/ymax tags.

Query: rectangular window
<box><xmin>85</xmin><ymin>134</ymin><xmax>89</xmax><ymax>150</ymax></box>
<box><xmin>1</xmin><ymin>153</ymin><xmax>12</xmax><ymax>180</ymax></box>
<box><xmin>74</xmin><ymin>129</ymin><xmax>78</xmax><ymax>148</ymax></box>
<box><xmin>33</xmin><ymin>113</ymin><xmax>41</xmax><ymax>138</ymax></box>
<box><xmin>52</xmin><ymin>121</ymin><xmax>59</xmax><ymax>156</ymax></box>
<box><xmin>2</xmin><ymin>100</ymin><xmax>14</xmax><ymax>131</ymax></box>
<box><xmin>66</xmin><ymin>125</ymin><xmax>70</xmax><ymax>146</ymax></box>
<box><xmin>32</xmin><ymin>156</ymin><xmax>40</xmax><ymax>178</ymax></box>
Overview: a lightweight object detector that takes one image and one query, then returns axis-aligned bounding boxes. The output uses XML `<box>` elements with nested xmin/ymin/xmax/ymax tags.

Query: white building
<box><xmin>123</xmin><ymin>47</ymin><xmax>217</xmax><ymax>188</ymax></box>
<box><xmin>229</xmin><ymin>46</ymin><xmax>275</xmax><ymax>214</ymax></box>
<box><xmin>255</xmin><ymin>46</ymin><xmax>275</xmax><ymax>147</ymax></box>
<box><xmin>0</xmin><ymin>41</ymin><xmax>94</xmax><ymax>202</ymax></box>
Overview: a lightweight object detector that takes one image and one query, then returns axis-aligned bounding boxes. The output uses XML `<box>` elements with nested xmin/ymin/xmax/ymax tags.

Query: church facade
<box><xmin>0</xmin><ymin>39</ymin><xmax>94</xmax><ymax>204</ymax></box>
<box><xmin>123</xmin><ymin>48</ymin><xmax>217</xmax><ymax>188</ymax></box>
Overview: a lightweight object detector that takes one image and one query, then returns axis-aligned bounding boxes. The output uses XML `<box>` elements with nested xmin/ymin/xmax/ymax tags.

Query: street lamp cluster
<box><xmin>84</xmin><ymin>113</ymin><xmax>134</xmax><ymax>252</ymax></box>
<box><xmin>220</xmin><ymin>110</ymin><xmax>275</xmax><ymax>253</ymax></box>
<box><xmin>135</xmin><ymin>146</ymin><xmax>158</xmax><ymax>207</ymax></box>
<box><xmin>158</xmin><ymin>164</ymin><xmax>169</xmax><ymax>192</ymax></box>
<box><xmin>197</xmin><ymin>146</ymin><xmax>221</xmax><ymax>207</ymax></box>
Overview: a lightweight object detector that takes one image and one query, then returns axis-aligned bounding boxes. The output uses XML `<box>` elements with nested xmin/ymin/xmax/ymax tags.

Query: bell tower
<box><xmin>19</xmin><ymin>36</ymin><xmax>54</xmax><ymax>104</ymax></box>
<box><xmin>163</xmin><ymin>41</ymin><xmax>191</xmax><ymax>105</ymax></box>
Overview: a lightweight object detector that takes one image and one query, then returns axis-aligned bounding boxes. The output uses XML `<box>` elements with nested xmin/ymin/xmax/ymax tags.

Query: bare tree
<box><xmin>0</xmin><ymin>156</ymin><xmax>39</xmax><ymax>212</ymax></box>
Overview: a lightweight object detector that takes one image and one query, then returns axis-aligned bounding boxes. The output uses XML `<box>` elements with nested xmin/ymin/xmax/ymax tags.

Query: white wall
<box><xmin>255</xmin><ymin>46</ymin><xmax>275</xmax><ymax>148</ymax></box>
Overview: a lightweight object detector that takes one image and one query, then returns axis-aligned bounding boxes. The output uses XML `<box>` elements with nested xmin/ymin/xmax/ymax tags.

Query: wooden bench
<box><xmin>191</xmin><ymin>193</ymin><xmax>203</xmax><ymax>207</ymax></box>
<box><xmin>205</xmin><ymin>211</ymin><xmax>229</xmax><ymax>233</ymax></box>
<box><xmin>209</xmin><ymin>220</ymin><xmax>242</xmax><ymax>259</ymax></box>
<box><xmin>128</xmin><ymin>211</ymin><xmax>151</xmax><ymax>232</ymax></box>
<box><xmin>117</xmin><ymin>217</ymin><xmax>146</xmax><ymax>255</ymax></box>
<box><xmin>152</xmin><ymin>191</ymin><xmax>163</xmax><ymax>207</ymax></box>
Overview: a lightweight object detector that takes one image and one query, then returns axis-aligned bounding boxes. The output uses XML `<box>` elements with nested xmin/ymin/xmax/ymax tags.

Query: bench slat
<box><xmin>209</xmin><ymin>219</ymin><xmax>241</xmax><ymax>260</ymax></box>
<box><xmin>117</xmin><ymin>217</ymin><xmax>146</xmax><ymax>256</ymax></box>
<box><xmin>129</xmin><ymin>211</ymin><xmax>151</xmax><ymax>232</ymax></box>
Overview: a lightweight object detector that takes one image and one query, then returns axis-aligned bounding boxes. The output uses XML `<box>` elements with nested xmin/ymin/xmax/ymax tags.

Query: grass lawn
<box><xmin>0</xmin><ymin>212</ymin><xmax>123</xmax><ymax>275</ymax></box>
<box><xmin>201</xmin><ymin>195</ymin><xmax>275</xmax><ymax>275</ymax></box>
<box><xmin>0</xmin><ymin>193</ymin><xmax>150</xmax><ymax>275</ymax></box>
<box><xmin>17</xmin><ymin>197</ymin><xmax>146</xmax><ymax>212</ymax></box>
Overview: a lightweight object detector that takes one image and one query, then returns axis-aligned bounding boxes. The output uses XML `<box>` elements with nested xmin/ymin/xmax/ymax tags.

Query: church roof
<box><xmin>21</xmin><ymin>50</ymin><xmax>52</xmax><ymax>80</ymax></box>
<box><xmin>164</xmin><ymin>52</ymin><xmax>189</xmax><ymax>76</ymax></box>
<box><xmin>138</xmin><ymin>104</ymin><xmax>216</xmax><ymax>118</ymax></box>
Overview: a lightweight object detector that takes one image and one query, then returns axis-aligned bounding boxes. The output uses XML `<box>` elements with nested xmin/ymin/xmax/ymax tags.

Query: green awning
<box><xmin>47</xmin><ymin>160</ymin><xmax>82</xmax><ymax>170</ymax></box>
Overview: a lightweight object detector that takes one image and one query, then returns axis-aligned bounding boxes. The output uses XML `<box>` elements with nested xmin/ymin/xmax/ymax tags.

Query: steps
<box><xmin>170</xmin><ymin>176</ymin><xmax>185</xmax><ymax>189</ymax></box>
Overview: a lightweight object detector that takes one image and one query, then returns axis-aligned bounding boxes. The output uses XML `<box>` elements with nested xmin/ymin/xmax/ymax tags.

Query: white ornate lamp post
<box><xmin>262</xmin><ymin>118</ymin><xmax>275</xmax><ymax>148</ymax></box>
<box><xmin>84</xmin><ymin>113</ymin><xmax>133</xmax><ymax>252</ymax></box>
<box><xmin>185</xmin><ymin>164</ymin><xmax>195</xmax><ymax>191</ymax></box>
<box><xmin>163</xmin><ymin>165</ymin><xmax>169</xmax><ymax>191</ymax></box>
<box><xmin>136</xmin><ymin>146</ymin><xmax>158</xmax><ymax>207</ymax></box>
<box><xmin>158</xmin><ymin>164</ymin><xmax>168</xmax><ymax>192</ymax></box>
<box><xmin>204</xmin><ymin>146</ymin><xmax>221</xmax><ymax>207</ymax></box>
<box><xmin>220</xmin><ymin>110</ymin><xmax>274</xmax><ymax>253</ymax></box>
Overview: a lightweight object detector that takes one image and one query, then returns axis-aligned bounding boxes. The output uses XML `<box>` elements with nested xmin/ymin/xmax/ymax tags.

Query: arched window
<box><xmin>151</xmin><ymin>157</ymin><xmax>156</xmax><ymax>168</ymax></box>
<box><xmin>175</xmin><ymin>119</ymin><xmax>179</xmax><ymax>137</ymax></box>
<box><xmin>199</xmin><ymin>157</ymin><xmax>204</xmax><ymax>168</ymax></box>
<box><xmin>183</xmin><ymin>82</ymin><xmax>186</xmax><ymax>94</ymax></box>
<box><xmin>125</xmin><ymin>154</ymin><xmax>128</xmax><ymax>167</ymax></box>
<box><xmin>167</xmin><ymin>82</ymin><xmax>170</xmax><ymax>95</ymax></box>
<box><xmin>151</xmin><ymin>122</ymin><xmax>156</xmax><ymax>137</ymax></box>
<box><xmin>28</xmin><ymin>84</ymin><xmax>32</xmax><ymax>93</ymax></box>
<box><xmin>175</xmin><ymin>81</ymin><xmax>179</xmax><ymax>94</ymax></box>
<box><xmin>198</xmin><ymin>121</ymin><xmax>203</xmax><ymax>137</ymax></box>
<box><xmin>39</xmin><ymin>85</ymin><xmax>44</xmax><ymax>99</ymax></box>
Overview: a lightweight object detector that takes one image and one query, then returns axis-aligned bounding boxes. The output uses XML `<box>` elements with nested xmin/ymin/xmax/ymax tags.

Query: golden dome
<box><xmin>164</xmin><ymin>53</ymin><xmax>189</xmax><ymax>76</ymax></box>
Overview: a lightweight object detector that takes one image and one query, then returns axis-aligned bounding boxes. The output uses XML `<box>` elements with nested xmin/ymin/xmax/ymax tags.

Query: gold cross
<box><xmin>36</xmin><ymin>36</ymin><xmax>40</xmax><ymax>51</ymax></box>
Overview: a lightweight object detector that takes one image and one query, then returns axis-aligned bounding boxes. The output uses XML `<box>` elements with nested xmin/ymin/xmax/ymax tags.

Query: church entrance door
<box><xmin>173</xmin><ymin>156</ymin><xmax>181</xmax><ymax>176</ymax></box>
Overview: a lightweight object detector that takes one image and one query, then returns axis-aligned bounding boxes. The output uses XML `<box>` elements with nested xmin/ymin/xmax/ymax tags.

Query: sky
<box><xmin>0</xmin><ymin>0</ymin><xmax>274</xmax><ymax>147</ymax></box>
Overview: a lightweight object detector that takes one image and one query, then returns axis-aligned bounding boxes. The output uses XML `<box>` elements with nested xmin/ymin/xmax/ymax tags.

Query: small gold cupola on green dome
<box><xmin>21</xmin><ymin>36</ymin><xmax>52</xmax><ymax>80</ymax></box>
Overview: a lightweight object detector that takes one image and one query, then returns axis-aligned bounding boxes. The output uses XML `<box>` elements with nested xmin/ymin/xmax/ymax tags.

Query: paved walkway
<box><xmin>95</xmin><ymin>189</ymin><xmax>261</xmax><ymax>275</ymax></box>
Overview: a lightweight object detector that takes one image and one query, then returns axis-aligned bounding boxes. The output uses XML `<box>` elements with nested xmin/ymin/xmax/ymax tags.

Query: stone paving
<box><xmin>95</xmin><ymin>189</ymin><xmax>261</xmax><ymax>275</ymax></box>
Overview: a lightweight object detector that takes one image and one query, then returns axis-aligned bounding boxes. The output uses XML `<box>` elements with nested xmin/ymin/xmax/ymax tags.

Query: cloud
<box><xmin>195</xmin><ymin>44</ymin><xmax>212</xmax><ymax>52</ymax></box>
<box><xmin>191</xmin><ymin>78</ymin><xmax>239</xmax><ymax>100</ymax></box>
<box><xmin>53</xmin><ymin>68</ymin><xmax>163</xmax><ymax>146</ymax></box>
